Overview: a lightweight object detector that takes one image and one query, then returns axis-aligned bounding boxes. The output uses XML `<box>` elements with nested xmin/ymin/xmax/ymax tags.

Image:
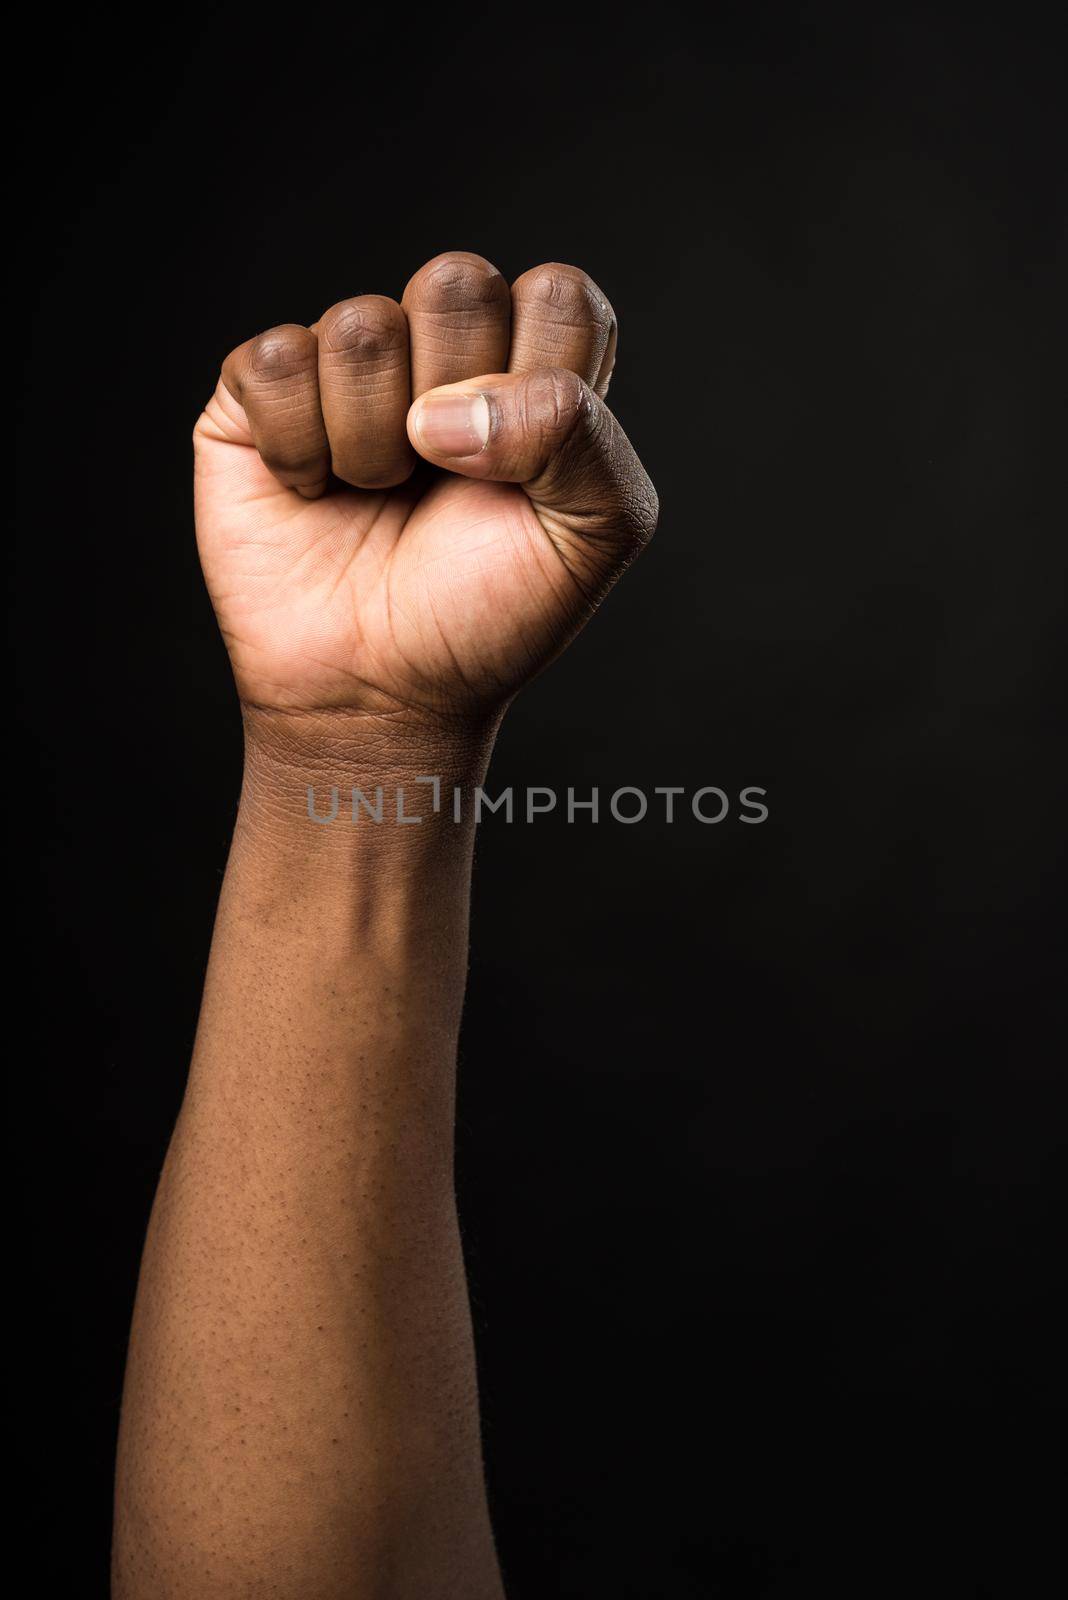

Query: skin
<box><xmin>112</xmin><ymin>251</ymin><xmax>657</xmax><ymax>1598</ymax></box>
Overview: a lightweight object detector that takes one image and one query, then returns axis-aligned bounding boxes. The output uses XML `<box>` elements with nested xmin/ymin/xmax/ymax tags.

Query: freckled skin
<box><xmin>112</xmin><ymin>253</ymin><xmax>657</xmax><ymax>1599</ymax></box>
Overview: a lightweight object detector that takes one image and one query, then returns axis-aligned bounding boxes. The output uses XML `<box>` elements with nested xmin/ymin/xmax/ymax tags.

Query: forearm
<box><xmin>113</xmin><ymin>711</ymin><xmax>505</xmax><ymax>1599</ymax></box>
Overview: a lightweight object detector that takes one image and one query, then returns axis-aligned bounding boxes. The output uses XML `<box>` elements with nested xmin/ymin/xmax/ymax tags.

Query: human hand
<box><xmin>194</xmin><ymin>252</ymin><xmax>657</xmax><ymax>731</ymax></box>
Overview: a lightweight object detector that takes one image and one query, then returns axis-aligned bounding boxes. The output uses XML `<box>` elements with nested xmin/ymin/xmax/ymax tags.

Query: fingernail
<box><xmin>414</xmin><ymin>393</ymin><xmax>490</xmax><ymax>457</ymax></box>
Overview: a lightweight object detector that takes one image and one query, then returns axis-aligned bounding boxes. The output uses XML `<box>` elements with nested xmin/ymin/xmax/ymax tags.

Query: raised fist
<box><xmin>194</xmin><ymin>252</ymin><xmax>658</xmax><ymax>723</ymax></box>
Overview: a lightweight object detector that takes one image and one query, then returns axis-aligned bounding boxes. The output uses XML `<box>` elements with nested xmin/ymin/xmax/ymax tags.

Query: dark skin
<box><xmin>113</xmin><ymin>252</ymin><xmax>657</xmax><ymax>1598</ymax></box>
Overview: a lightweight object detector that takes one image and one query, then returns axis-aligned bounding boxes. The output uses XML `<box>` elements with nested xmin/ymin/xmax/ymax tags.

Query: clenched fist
<box><xmin>194</xmin><ymin>252</ymin><xmax>658</xmax><ymax>723</ymax></box>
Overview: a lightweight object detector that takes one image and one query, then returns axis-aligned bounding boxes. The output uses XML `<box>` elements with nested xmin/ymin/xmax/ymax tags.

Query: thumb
<box><xmin>407</xmin><ymin>369</ymin><xmax>658</xmax><ymax>580</ymax></box>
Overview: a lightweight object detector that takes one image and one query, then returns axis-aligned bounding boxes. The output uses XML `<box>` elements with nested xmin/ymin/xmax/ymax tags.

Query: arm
<box><xmin>113</xmin><ymin>253</ymin><xmax>657</xmax><ymax>1598</ymax></box>
<box><xmin>113</xmin><ymin>715</ymin><xmax>503</xmax><ymax>1598</ymax></box>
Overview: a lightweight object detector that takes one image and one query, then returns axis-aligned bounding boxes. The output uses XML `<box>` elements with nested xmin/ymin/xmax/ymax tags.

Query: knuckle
<box><xmin>592</xmin><ymin>467</ymin><xmax>658</xmax><ymax>563</ymax></box>
<box><xmin>626</xmin><ymin>472</ymin><xmax>660</xmax><ymax>549</ymax></box>
<box><xmin>523</xmin><ymin>366</ymin><xmax>589</xmax><ymax>435</ymax></box>
<box><xmin>608</xmin><ymin>438</ymin><xmax>659</xmax><ymax>554</ymax></box>
<box><xmin>406</xmin><ymin>251</ymin><xmax>508</xmax><ymax>314</ymax></box>
<box><xmin>247</xmin><ymin>325</ymin><xmax>315</xmax><ymax>383</ymax></box>
<box><xmin>514</xmin><ymin>263</ymin><xmax>610</xmax><ymax>326</ymax></box>
<box><xmin>320</xmin><ymin>296</ymin><xmax>406</xmax><ymax>361</ymax></box>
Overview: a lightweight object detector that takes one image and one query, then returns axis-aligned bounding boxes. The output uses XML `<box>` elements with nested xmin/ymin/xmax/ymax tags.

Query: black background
<box><xmin>14</xmin><ymin>4</ymin><xmax>1065</xmax><ymax>1595</ymax></box>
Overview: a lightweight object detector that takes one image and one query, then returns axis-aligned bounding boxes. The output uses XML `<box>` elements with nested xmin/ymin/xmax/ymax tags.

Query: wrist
<box><xmin>210</xmin><ymin>705</ymin><xmax>499</xmax><ymax>988</ymax></box>
<box><xmin>235</xmin><ymin>703</ymin><xmax>501</xmax><ymax>865</ymax></box>
<box><xmin>241</xmin><ymin>702</ymin><xmax>502</xmax><ymax>768</ymax></box>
